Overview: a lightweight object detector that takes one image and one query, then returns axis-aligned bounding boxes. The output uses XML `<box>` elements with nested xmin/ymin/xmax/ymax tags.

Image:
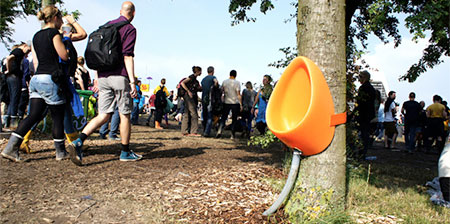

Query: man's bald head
<box><xmin>120</xmin><ymin>1</ymin><xmax>135</xmax><ymax>21</ymax></box>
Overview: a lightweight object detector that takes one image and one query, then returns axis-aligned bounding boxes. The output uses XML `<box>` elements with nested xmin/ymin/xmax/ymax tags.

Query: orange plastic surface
<box><xmin>266</xmin><ymin>57</ymin><xmax>346</xmax><ymax>156</ymax></box>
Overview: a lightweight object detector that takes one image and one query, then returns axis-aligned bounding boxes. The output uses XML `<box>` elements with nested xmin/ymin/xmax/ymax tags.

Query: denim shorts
<box><xmin>29</xmin><ymin>74</ymin><xmax>65</xmax><ymax>105</ymax></box>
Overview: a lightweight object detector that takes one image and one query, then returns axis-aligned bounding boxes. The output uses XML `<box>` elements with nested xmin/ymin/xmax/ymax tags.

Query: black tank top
<box><xmin>32</xmin><ymin>28</ymin><xmax>60</xmax><ymax>75</ymax></box>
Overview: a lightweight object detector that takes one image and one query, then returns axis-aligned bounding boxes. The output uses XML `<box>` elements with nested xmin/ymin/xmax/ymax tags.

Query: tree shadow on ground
<box><xmin>84</xmin><ymin>142</ymin><xmax>163</xmax><ymax>157</ymax></box>
<box><xmin>80</xmin><ymin>142</ymin><xmax>163</xmax><ymax>167</ymax></box>
<box><xmin>233</xmin><ymin>142</ymin><xmax>287</xmax><ymax>167</ymax></box>
<box><xmin>354</xmin><ymin>140</ymin><xmax>440</xmax><ymax>193</ymax></box>
<box><xmin>145</xmin><ymin>147</ymin><xmax>210</xmax><ymax>159</ymax></box>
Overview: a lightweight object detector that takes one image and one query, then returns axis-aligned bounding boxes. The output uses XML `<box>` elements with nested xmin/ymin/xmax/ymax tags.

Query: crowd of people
<box><xmin>0</xmin><ymin>1</ymin><xmax>448</xmax><ymax>173</ymax></box>
<box><xmin>135</xmin><ymin>66</ymin><xmax>273</xmax><ymax>140</ymax></box>
<box><xmin>0</xmin><ymin>1</ymin><xmax>275</xmax><ymax>166</ymax></box>
<box><xmin>355</xmin><ymin>70</ymin><xmax>449</xmax><ymax>159</ymax></box>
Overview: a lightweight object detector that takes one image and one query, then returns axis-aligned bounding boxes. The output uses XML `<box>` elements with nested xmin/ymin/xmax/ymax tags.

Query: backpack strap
<box><xmin>100</xmin><ymin>20</ymin><xmax>130</xmax><ymax>29</ymax></box>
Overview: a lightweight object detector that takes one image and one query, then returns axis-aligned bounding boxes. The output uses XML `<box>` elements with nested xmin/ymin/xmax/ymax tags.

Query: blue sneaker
<box><xmin>130</xmin><ymin>150</ymin><xmax>143</xmax><ymax>159</ymax></box>
<box><xmin>68</xmin><ymin>138</ymin><xmax>83</xmax><ymax>166</ymax></box>
<box><xmin>108</xmin><ymin>135</ymin><xmax>121</xmax><ymax>141</ymax></box>
<box><xmin>120</xmin><ymin>151</ymin><xmax>140</xmax><ymax>161</ymax></box>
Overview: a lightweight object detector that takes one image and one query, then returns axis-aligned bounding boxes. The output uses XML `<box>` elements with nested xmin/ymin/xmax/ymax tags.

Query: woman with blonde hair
<box><xmin>18</xmin><ymin>12</ymin><xmax>87</xmax><ymax>154</ymax></box>
<box><xmin>1</xmin><ymin>5</ymin><xmax>69</xmax><ymax>162</ymax></box>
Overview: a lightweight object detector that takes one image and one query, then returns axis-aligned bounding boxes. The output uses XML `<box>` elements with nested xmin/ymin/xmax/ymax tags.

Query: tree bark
<box><xmin>284</xmin><ymin>0</ymin><xmax>346</xmax><ymax>221</ymax></box>
<box><xmin>42</xmin><ymin>0</ymin><xmax>56</xmax><ymax>7</ymax></box>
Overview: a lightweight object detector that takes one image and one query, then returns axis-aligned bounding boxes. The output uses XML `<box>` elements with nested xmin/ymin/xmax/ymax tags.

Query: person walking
<box><xmin>425</xmin><ymin>95</ymin><xmax>448</xmax><ymax>153</ymax></box>
<box><xmin>201</xmin><ymin>66</ymin><xmax>218</xmax><ymax>137</ymax></box>
<box><xmin>69</xmin><ymin>1</ymin><xmax>140</xmax><ymax>165</ymax></box>
<box><xmin>384</xmin><ymin>91</ymin><xmax>398</xmax><ymax>149</ymax></box>
<box><xmin>416</xmin><ymin>101</ymin><xmax>427</xmax><ymax>150</ymax></box>
<box><xmin>180</xmin><ymin>66</ymin><xmax>202</xmax><ymax>136</ymax></box>
<box><xmin>355</xmin><ymin>71</ymin><xmax>376</xmax><ymax>158</ymax></box>
<box><xmin>401</xmin><ymin>92</ymin><xmax>422</xmax><ymax>153</ymax></box>
<box><xmin>18</xmin><ymin>13</ymin><xmax>87</xmax><ymax>153</ymax></box>
<box><xmin>131</xmin><ymin>79</ymin><xmax>141</xmax><ymax>125</ymax></box>
<box><xmin>3</xmin><ymin>42</ymin><xmax>31</xmax><ymax>128</ymax></box>
<box><xmin>17</xmin><ymin>52</ymin><xmax>33</xmax><ymax>121</ymax></box>
<box><xmin>251</xmin><ymin>75</ymin><xmax>273</xmax><ymax>135</ymax></box>
<box><xmin>241</xmin><ymin>81</ymin><xmax>257</xmax><ymax>138</ymax></box>
<box><xmin>216</xmin><ymin>70</ymin><xmax>241</xmax><ymax>139</ymax></box>
<box><xmin>1</xmin><ymin>5</ymin><xmax>69</xmax><ymax>162</ymax></box>
<box><xmin>99</xmin><ymin>107</ymin><xmax>120</xmax><ymax>140</ymax></box>
<box><xmin>146</xmin><ymin>93</ymin><xmax>156</xmax><ymax>126</ymax></box>
<box><xmin>153</xmin><ymin>78</ymin><xmax>169</xmax><ymax>129</ymax></box>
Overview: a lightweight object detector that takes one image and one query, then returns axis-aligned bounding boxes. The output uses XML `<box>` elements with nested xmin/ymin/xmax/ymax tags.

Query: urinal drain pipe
<box><xmin>263</xmin><ymin>150</ymin><xmax>302</xmax><ymax>216</ymax></box>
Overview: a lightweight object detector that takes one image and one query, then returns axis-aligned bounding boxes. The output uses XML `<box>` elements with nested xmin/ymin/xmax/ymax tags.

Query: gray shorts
<box><xmin>98</xmin><ymin>75</ymin><xmax>132</xmax><ymax>115</ymax></box>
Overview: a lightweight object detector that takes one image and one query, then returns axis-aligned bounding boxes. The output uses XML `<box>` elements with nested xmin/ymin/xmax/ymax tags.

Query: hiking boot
<box><xmin>1</xmin><ymin>133</ymin><xmax>26</xmax><ymax>162</ymax></box>
<box><xmin>68</xmin><ymin>138</ymin><xmax>83</xmax><ymax>166</ymax></box>
<box><xmin>54</xmin><ymin>140</ymin><xmax>69</xmax><ymax>161</ymax></box>
<box><xmin>120</xmin><ymin>151</ymin><xmax>141</xmax><ymax>161</ymax></box>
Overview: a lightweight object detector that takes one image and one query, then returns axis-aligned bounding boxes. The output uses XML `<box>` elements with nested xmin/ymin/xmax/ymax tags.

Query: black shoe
<box><xmin>99</xmin><ymin>133</ymin><xmax>107</xmax><ymax>139</ymax></box>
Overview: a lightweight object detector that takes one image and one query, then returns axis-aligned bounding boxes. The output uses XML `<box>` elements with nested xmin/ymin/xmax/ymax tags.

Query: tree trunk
<box><xmin>284</xmin><ymin>0</ymin><xmax>346</xmax><ymax>222</ymax></box>
<box><xmin>42</xmin><ymin>0</ymin><xmax>56</xmax><ymax>7</ymax></box>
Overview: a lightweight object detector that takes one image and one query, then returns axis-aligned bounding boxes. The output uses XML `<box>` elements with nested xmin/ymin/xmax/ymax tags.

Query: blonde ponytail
<box><xmin>37</xmin><ymin>5</ymin><xmax>61</xmax><ymax>23</ymax></box>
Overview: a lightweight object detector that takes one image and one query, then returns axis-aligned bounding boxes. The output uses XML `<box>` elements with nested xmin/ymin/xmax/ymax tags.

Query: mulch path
<box><xmin>0</xmin><ymin>119</ymin><xmax>287</xmax><ymax>223</ymax></box>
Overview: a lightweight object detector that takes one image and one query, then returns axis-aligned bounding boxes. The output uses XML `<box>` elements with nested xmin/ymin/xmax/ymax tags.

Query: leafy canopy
<box><xmin>0</xmin><ymin>0</ymin><xmax>81</xmax><ymax>48</ymax></box>
<box><xmin>229</xmin><ymin>0</ymin><xmax>450</xmax><ymax>82</ymax></box>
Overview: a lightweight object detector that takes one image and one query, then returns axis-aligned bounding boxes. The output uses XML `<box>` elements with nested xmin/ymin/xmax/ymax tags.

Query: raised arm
<box><xmin>64</xmin><ymin>15</ymin><xmax>87</xmax><ymax>41</ymax></box>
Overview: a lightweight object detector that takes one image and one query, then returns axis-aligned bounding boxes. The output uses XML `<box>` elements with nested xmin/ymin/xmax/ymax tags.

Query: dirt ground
<box><xmin>1</xmin><ymin>115</ymin><xmax>445</xmax><ymax>223</ymax></box>
<box><xmin>0</xmin><ymin>117</ymin><xmax>287</xmax><ymax>224</ymax></box>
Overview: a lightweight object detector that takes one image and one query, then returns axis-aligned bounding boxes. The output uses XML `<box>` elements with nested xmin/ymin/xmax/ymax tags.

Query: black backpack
<box><xmin>155</xmin><ymin>88</ymin><xmax>167</xmax><ymax>109</ymax></box>
<box><xmin>210</xmin><ymin>84</ymin><xmax>223</xmax><ymax>116</ymax></box>
<box><xmin>176</xmin><ymin>78</ymin><xmax>187</xmax><ymax>97</ymax></box>
<box><xmin>84</xmin><ymin>20</ymin><xmax>129</xmax><ymax>71</ymax></box>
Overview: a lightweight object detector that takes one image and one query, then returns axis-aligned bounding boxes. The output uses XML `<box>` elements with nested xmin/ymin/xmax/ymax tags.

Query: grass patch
<box><xmin>347</xmin><ymin>159</ymin><xmax>450</xmax><ymax>223</ymax></box>
<box><xmin>264</xmin><ymin>144</ymin><xmax>450</xmax><ymax>223</ymax></box>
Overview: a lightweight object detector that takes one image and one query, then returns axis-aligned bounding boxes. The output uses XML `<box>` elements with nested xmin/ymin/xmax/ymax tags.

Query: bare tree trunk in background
<box><xmin>42</xmin><ymin>0</ymin><xmax>56</xmax><ymax>7</ymax></box>
<box><xmin>284</xmin><ymin>0</ymin><xmax>347</xmax><ymax>221</ymax></box>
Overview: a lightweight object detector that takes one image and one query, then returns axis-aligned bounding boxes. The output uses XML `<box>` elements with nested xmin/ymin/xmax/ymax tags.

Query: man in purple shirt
<box><xmin>69</xmin><ymin>1</ymin><xmax>141</xmax><ymax>165</ymax></box>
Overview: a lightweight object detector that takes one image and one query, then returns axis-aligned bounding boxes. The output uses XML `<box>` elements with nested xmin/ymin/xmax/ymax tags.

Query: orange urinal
<box><xmin>266</xmin><ymin>56</ymin><xmax>346</xmax><ymax>156</ymax></box>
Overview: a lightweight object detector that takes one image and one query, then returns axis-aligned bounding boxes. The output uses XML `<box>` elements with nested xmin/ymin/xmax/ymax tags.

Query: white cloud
<box><xmin>362</xmin><ymin>37</ymin><xmax>450</xmax><ymax>106</ymax></box>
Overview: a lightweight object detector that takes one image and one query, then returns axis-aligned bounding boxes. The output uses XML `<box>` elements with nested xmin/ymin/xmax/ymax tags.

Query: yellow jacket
<box><xmin>153</xmin><ymin>85</ymin><xmax>169</xmax><ymax>96</ymax></box>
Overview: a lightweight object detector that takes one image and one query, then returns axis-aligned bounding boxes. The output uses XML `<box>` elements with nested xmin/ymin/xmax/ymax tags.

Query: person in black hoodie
<box><xmin>355</xmin><ymin>71</ymin><xmax>376</xmax><ymax>158</ymax></box>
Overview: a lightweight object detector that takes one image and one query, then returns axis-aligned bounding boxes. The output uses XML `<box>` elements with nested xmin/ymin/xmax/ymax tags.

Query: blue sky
<box><xmin>1</xmin><ymin>0</ymin><xmax>448</xmax><ymax>106</ymax></box>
